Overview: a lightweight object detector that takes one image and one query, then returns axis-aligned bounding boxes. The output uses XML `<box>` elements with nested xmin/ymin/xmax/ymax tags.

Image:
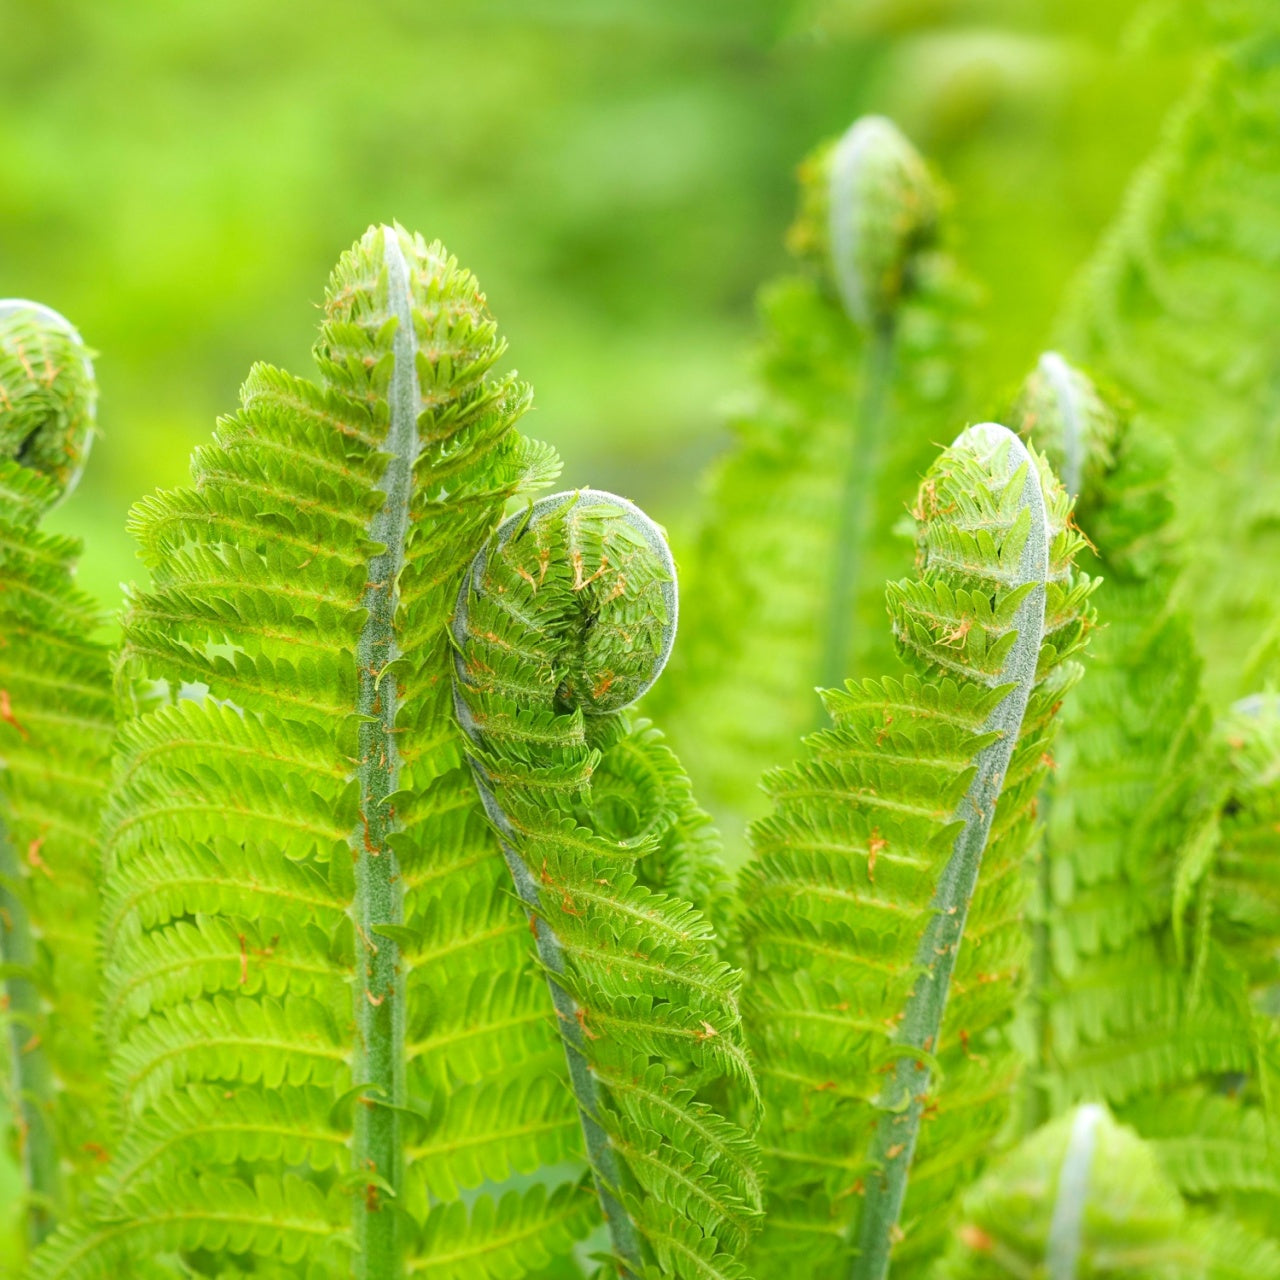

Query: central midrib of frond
<box><xmin>351</xmin><ymin>226</ymin><xmax>418</xmax><ymax>1277</ymax></box>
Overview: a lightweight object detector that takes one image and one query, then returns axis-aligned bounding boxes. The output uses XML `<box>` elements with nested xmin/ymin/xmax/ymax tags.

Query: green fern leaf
<box><xmin>1056</xmin><ymin>8</ymin><xmax>1280</xmax><ymax>695</ymax></box>
<box><xmin>739</xmin><ymin>424</ymin><xmax>1095</xmax><ymax>1279</ymax></box>
<box><xmin>452</xmin><ymin>490</ymin><xmax>761</xmax><ymax>1279</ymax></box>
<box><xmin>1011</xmin><ymin>356</ymin><xmax>1257</xmax><ymax>1125</ymax></box>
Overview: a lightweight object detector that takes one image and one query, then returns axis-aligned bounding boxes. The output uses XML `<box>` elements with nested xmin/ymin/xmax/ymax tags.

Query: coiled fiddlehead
<box><xmin>0</xmin><ymin>302</ymin><xmax>111</xmax><ymax>1253</ymax></box>
<box><xmin>452</xmin><ymin>489</ymin><xmax>761</xmax><ymax>1280</ymax></box>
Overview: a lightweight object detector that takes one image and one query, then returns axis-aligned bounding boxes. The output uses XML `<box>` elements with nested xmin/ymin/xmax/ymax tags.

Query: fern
<box><xmin>0</xmin><ymin>301</ymin><xmax>112</xmax><ymax>1250</ymax></box>
<box><xmin>656</xmin><ymin>115</ymin><xmax>979</xmax><ymax>839</ymax></box>
<box><xmin>934</xmin><ymin>1103</ymin><xmax>1280</xmax><ymax>1280</ymax></box>
<box><xmin>451</xmin><ymin>488</ymin><xmax>760</xmax><ymax>1278</ymax></box>
<box><xmin>738</xmin><ymin>424</ymin><xmax>1094</xmax><ymax>1278</ymax></box>
<box><xmin>1056</xmin><ymin>4</ymin><xmax>1280</xmax><ymax>695</ymax></box>
<box><xmin>1008</xmin><ymin>354</ymin><xmax>1251</xmax><ymax>1119</ymax></box>
<box><xmin>1011</xmin><ymin>354</ymin><xmax>1280</xmax><ymax>1243</ymax></box>
<box><xmin>32</xmin><ymin>227</ymin><xmax>751</xmax><ymax>1279</ymax></box>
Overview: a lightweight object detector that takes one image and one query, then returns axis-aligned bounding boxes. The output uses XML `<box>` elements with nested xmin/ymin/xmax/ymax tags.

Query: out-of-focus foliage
<box><xmin>1</xmin><ymin>0</ymin><xmax>1185</xmax><ymax>624</ymax></box>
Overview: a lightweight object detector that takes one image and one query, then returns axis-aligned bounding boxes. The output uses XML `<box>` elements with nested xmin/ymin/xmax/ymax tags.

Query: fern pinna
<box><xmin>31</xmin><ymin>228</ymin><xmax>752</xmax><ymax>1279</ymax></box>
<box><xmin>738</xmin><ymin>424</ymin><xmax>1094</xmax><ymax>1279</ymax></box>
<box><xmin>0</xmin><ymin>302</ymin><xmax>112</xmax><ymax>1252</ymax></box>
<box><xmin>452</xmin><ymin>489</ymin><xmax>759</xmax><ymax>1278</ymax></box>
<box><xmin>656</xmin><ymin>115</ymin><xmax>979</xmax><ymax>839</ymax></box>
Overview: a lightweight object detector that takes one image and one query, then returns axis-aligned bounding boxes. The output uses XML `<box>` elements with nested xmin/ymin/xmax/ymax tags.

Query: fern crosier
<box><xmin>738</xmin><ymin>425</ymin><xmax>1094</xmax><ymax>1280</ymax></box>
<box><xmin>0</xmin><ymin>302</ymin><xmax>112</xmax><ymax>1255</ymax></box>
<box><xmin>452</xmin><ymin>490</ymin><xmax>761</xmax><ymax>1280</ymax></box>
<box><xmin>655</xmin><ymin>115</ymin><xmax>980</xmax><ymax>843</ymax></box>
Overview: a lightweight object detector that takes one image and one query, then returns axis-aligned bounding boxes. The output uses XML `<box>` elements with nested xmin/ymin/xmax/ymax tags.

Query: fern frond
<box><xmin>739</xmin><ymin>425</ymin><xmax>1095</xmax><ymax>1278</ymax></box>
<box><xmin>0</xmin><ymin>301</ymin><xmax>112</xmax><ymax>1249</ymax></box>
<box><xmin>452</xmin><ymin>490</ymin><xmax>761</xmax><ymax>1279</ymax></box>
<box><xmin>1210</xmin><ymin>696</ymin><xmax>1280</xmax><ymax>994</ymax></box>
<box><xmin>1011</xmin><ymin>356</ymin><xmax>1257</xmax><ymax>1123</ymax></box>
<box><xmin>654</xmin><ymin>116</ymin><xmax>980</xmax><ymax>844</ymax></box>
<box><xmin>38</xmin><ymin>227</ymin><xmax>592</xmax><ymax>1280</ymax></box>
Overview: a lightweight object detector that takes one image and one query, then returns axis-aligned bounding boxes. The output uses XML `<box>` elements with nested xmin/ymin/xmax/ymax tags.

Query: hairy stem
<box><xmin>819</xmin><ymin>323</ymin><xmax>895</xmax><ymax>695</ymax></box>
<box><xmin>852</xmin><ymin>430</ymin><xmax>1049</xmax><ymax>1280</ymax></box>
<box><xmin>0</xmin><ymin>814</ymin><xmax>60</xmax><ymax>1247</ymax></box>
<box><xmin>464</xmin><ymin>765</ymin><xmax>645</xmax><ymax>1279</ymax></box>
<box><xmin>351</xmin><ymin>227</ymin><xmax>416</xmax><ymax>1277</ymax></box>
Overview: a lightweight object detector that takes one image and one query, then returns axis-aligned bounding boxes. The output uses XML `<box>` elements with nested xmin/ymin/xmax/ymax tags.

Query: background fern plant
<box><xmin>738</xmin><ymin>424</ymin><xmax>1095</xmax><ymax>1278</ymax></box>
<box><xmin>0</xmin><ymin>302</ymin><xmax>113</xmax><ymax>1250</ymax></box>
<box><xmin>656</xmin><ymin>115</ymin><xmax>980</xmax><ymax>849</ymax></box>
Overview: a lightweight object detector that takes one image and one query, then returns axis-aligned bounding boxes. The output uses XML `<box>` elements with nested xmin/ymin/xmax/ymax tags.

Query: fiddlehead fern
<box><xmin>1011</xmin><ymin>356</ymin><xmax>1254</xmax><ymax>1119</ymax></box>
<box><xmin>32</xmin><ymin>230</ymin><xmax>752</xmax><ymax>1280</ymax></box>
<box><xmin>452</xmin><ymin>489</ymin><xmax>761</xmax><ymax>1280</ymax></box>
<box><xmin>655</xmin><ymin>115</ymin><xmax>979</xmax><ymax>844</ymax></box>
<box><xmin>739</xmin><ymin>424</ymin><xmax>1094</xmax><ymax>1278</ymax></box>
<box><xmin>0</xmin><ymin>302</ymin><xmax>111</xmax><ymax>1254</ymax></box>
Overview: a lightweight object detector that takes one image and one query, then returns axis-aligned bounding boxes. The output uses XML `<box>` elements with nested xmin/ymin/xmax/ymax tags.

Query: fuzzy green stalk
<box><xmin>851</xmin><ymin>425</ymin><xmax>1050</xmax><ymax>1280</ymax></box>
<box><xmin>350</xmin><ymin>227</ymin><xmax>415</xmax><ymax>1278</ymax></box>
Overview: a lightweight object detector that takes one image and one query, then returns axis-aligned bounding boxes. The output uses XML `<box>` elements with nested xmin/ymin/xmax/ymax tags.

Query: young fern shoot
<box><xmin>452</xmin><ymin>490</ymin><xmax>760</xmax><ymax>1280</ymax></box>
<box><xmin>739</xmin><ymin>424</ymin><xmax>1094</xmax><ymax>1279</ymax></box>
<box><xmin>0</xmin><ymin>302</ymin><xmax>112</xmax><ymax>1252</ymax></box>
<box><xmin>656</xmin><ymin>116</ymin><xmax>978</xmax><ymax>840</ymax></box>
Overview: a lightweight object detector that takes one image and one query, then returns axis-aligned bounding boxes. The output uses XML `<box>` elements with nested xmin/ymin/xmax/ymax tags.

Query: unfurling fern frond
<box><xmin>656</xmin><ymin>115</ymin><xmax>980</xmax><ymax>843</ymax></box>
<box><xmin>1056</xmin><ymin>6</ymin><xmax>1280</xmax><ymax>695</ymax></box>
<box><xmin>452</xmin><ymin>490</ymin><xmax>760</xmax><ymax>1280</ymax></box>
<box><xmin>0</xmin><ymin>302</ymin><xmax>112</xmax><ymax>1252</ymax></box>
<box><xmin>1009</xmin><ymin>355</ymin><xmax>1249</xmax><ymax>1119</ymax></box>
<box><xmin>33</xmin><ymin>227</ymin><xmax>749</xmax><ymax>1280</ymax></box>
<box><xmin>739</xmin><ymin>424</ymin><xmax>1095</xmax><ymax>1279</ymax></box>
<box><xmin>934</xmin><ymin>1103</ymin><xmax>1280</xmax><ymax>1280</ymax></box>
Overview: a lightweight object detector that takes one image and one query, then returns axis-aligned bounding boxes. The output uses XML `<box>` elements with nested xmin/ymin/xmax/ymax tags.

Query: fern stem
<box><xmin>350</xmin><ymin>226</ymin><xmax>417</xmax><ymax>1278</ymax></box>
<box><xmin>466</xmin><ymin>772</ymin><xmax>645</xmax><ymax>1278</ymax></box>
<box><xmin>851</xmin><ymin>426</ymin><xmax>1050</xmax><ymax>1280</ymax></box>
<box><xmin>819</xmin><ymin>322</ymin><xmax>895</xmax><ymax>695</ymax></box>
<box><xmin>0</xmin><ymin>814</ymin><xmax>60</xmax><ymax>1247</ymax></box>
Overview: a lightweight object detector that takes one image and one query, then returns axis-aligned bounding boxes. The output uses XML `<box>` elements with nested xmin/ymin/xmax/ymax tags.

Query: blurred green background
<box><xmin>2</xmin><ymin>0</ymin><xmax>1192</xmax><ymax>621</ymax></box>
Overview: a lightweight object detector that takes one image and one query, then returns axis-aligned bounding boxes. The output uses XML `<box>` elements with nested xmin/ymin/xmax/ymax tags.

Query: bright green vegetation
<box><xmin>4</xmin><ymin>5</ymin><xmax>1280</xmax><ymax>1277</ymax></box>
